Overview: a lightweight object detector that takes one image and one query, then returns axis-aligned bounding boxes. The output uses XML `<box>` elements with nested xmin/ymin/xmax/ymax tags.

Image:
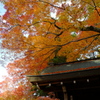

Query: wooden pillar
<box><xmin>70</xmin><ymin>95</ymin><xmax>73</xmax><ymax>100</ymax></box>
<box><xmin>62</xmin><ymin>85</ymin><xmax>68</xmax><ymax>100</ymax></box>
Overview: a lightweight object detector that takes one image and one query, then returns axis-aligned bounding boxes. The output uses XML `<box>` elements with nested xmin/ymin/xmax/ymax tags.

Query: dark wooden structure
<box><xmin>27</xmin><ymin>59</ymin><xmax>100</xmax><ymax>100</ymax></box>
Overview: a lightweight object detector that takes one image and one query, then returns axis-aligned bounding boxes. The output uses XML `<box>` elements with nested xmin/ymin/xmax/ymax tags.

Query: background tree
<box><xmin>0</xmin><ymin>62</ymin><xmax>32</xmax><ymax>100</ymax></box>
<box><xmin>1</xmin><ymin>0</ymin><xmax>100</xmax><ymax>75</ymax></box>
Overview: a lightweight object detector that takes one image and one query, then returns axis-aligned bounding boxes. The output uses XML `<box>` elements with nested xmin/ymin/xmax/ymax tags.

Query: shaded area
<box><xmin>27</xmin><ymin>58</ymin><xmax>100</xmax><ymax>100</ymax></box>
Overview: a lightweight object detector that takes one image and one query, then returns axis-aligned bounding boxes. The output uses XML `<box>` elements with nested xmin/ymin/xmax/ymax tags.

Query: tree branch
<box><xmin>82</xmin><ymin>36</ymin><xmax>98</xmax><ymax>50</ymax></box>
<box><xmin>58</xmin><ymin>33</ymin><xmax>100</xmax><ymax>47</ymax></box>
<box><xmin>92</xmin><ymin>0</ymin><xmax>100</xmax><ymax>16</ymax></box>
<box><xmin>81</xmin><ymin>26</ymin><xmax>100</xmax><ymax>33</ymax></box>
<box><xmin>39</xmin><ymin>0</ymin><xmax>65</xmax><ymax>10</ymax></box>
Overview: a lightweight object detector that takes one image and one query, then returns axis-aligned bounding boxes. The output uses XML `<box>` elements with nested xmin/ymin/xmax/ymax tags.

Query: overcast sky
<box><xmin>0</xmin><ymin>2</ymin><xmax>8</xmax><ymax>82</ymax></box>
<box><xmin>0</xmin><ymin>2</ymin><xmax>6</xmax><ymax>16</ymax></box>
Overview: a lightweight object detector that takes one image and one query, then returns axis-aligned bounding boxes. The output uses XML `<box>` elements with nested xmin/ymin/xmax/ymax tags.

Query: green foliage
<box><xmin>36</xmin><ymin>89</ymin><xmax>47</xmax><ymax>96</ymax></box>
<box><xmin>49</xmin><ymin>56</ymin><xmax>66</xmax><ymax>65</ymax></box>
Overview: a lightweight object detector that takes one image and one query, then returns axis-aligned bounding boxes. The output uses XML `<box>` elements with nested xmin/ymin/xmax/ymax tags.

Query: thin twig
<box><xmin>92</xmin><ymin>0</ymin><xmax>100</xmax><ymax>16</ymax></box>
<box><xmin>82</xmin><ymin>36</ymin><xmax>98</xmax><ymax>50</ymax></box>
<box><xmin>39</xmin><ymin>0</ymin><xmax>65</xmax><ymax>10</ymax></box>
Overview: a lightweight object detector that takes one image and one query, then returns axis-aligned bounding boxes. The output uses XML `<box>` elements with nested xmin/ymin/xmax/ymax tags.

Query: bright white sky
<box><xmin>0</xmin><ymin>2</ymin><xmax>8</xmax><ymax>82</ymax></box>
<box><xmin>0</xmin><ymin>2</ymin><xmax>6</xmax><ymax>16</ymax></box>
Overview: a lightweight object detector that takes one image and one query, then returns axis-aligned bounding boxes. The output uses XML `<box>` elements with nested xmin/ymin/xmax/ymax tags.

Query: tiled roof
<box><xmin>27</xmin><ymin>59</ymin><xmax>100</xmax><ymax>83</ymax></box>
<box><xmin>41</xmin><ymin>59</ymin><xmax>100</xmax><ymax>75</ymax></box>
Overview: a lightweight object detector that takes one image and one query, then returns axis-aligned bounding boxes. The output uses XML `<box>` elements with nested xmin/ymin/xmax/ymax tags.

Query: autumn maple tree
<box><xmin>1</xmin><ymin>0</ymin><xmax>100</xmax><ymax>74</ymax></box>
<box><xmin>0</xmin><ymin>0</ymin><xmax>100</xmax><ymax>99</ymax></box>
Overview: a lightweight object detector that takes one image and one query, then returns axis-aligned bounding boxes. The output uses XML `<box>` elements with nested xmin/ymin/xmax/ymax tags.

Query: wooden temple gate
<box><xmin>27</xmin><ymin>59</ymin><xmax>100</xmax><ymax>100</ymax></box>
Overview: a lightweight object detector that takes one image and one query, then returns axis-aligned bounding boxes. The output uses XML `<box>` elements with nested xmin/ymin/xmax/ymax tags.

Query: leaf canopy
<box><xmin>1</xmin><ymin>0</ymin><xmax>100</xmax><ymax>74</ymax></box>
